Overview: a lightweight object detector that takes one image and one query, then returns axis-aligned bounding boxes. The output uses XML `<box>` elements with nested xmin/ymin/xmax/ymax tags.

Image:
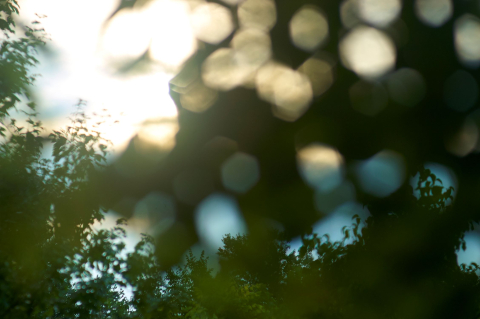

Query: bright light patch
<box><xmin>297</xmin><ymin>143</ymin><xmax>345</xmax><ymax>192</ymax></box>
<box><xmin>190</xmin><ymin>2</ymin><xmax>234</xmax><ymax>44</ymax></box>
<box><xmin>297</xmin><ymin>58</ymin><xmax>334</xmax><ymax>97</ymax></box>
<box><xmin>195</xmin><ymin>194</ymin><xmax>248</xmax><ymax>252</ymax></box>
<box><xmin>20</xmin><ymin>0</ymin><xmax>117</xmax><ymax>52</ymax></box>
<box><xmin>147</xmin><ymin>0</ymin><xmax>197</xmax><ymax>68</ymax></box>
<box><xmin>340</xmin><ymin>26</ymin><xmax>396</xmax><ymax>79</ymax></box>
<box><xmin>256</xmin><ymin>62</ymin><xmax>313</xmax><ymax>121</ymax></box>
<box><xmin>356</xmin><ymin>150</ymin><xmax>406</xmax><ymax>197</ymax></box>
<box><xmin>197</xmin><ymin>28</ymin><xmax>272</xmax><ymax>92</ymax></box>
<box><xmin>202</xmin><ymin>48</ymin><xmax>251</xmax><ymax>91</ymax></box>
<box><xmin>457</xmin><ymin>232</ymin><xmax>480</xmax><ymax>266</ymax></box>
<box><xmin>86</xmin><ymin>73</ymin><xmax>179</xmax><ymax>154</ymax></box>
<box><xmin>238</xmin><ymin>0</ymin><xmax>277</xmax><ymax>31</ymax></box>
<box><xmin>220</xmin><ymin>0</ymin><xmax>245</xmax><ymax>6</ymax></box>
<box><xmin>231</xmin><ymin>28</ymin><xmax>272</xmax><ymax>70</ymax></box>
<box><xmin>410</xmin><ymin>163</ymin><xmax>458</xmax><ymax>203</ymax></box>
<box><xmin>102</xmin><ymin>8</ymin><xmax>151</xmax><ymax>61</ymax></box>
<box><xmin>313</xmin><ymin>201</ymin><xmax>370</xmax><ymax>243</ymax></box>
<box><xmin>415</xmin><ymin>0</ymin><xmax>452</xmax><ymax>27</ymax></box>
<box><xmin>180</xmin><ymin>81</ymin><xmax>218</xmax><ymax>113</ymax></box>
<box><xmin>93</xmin><ymin>210</ymin><xmax>144</xmax><ymax>255</ymax></box>
<box><xmin>445</xmin><ymin>118</ymin><xmax>478</xmax><ymax>157</ymax></box>
<box><xmin>256</xmin><ymin>62</ymin><xmax>289</xmax><ymax>102</ymax></box>
<box><xmin>455</xmin><ymin>14</ymin><xmax>480</xmax><ymax>67</ymax></box>
<box><xmin>358</xmin><ymin>0</ymin><xmax>402</xmax><ymax>27</ymax></box>
<box><xmin>289</xmin><ymin>6</ymin><xmax>329</xmax><ymax>52</ymax></box>
<box><xmin>101</xmin><ymin>0</ymin><xmax>197</xmax><ymax>69</ymax></box>
<box><xmin>136</xmin><ymin>118</ymin><xmax>179</xmax><ymax>153</ymax></box>
<box><xmin>425</xmin><ymin>163</ymin><xmax>458</xmax><ymax>191</ymax></box>
<box><xmin>20</xmin><ymin>0</ymin><xmax>194</xmax><ymax>158</ymax></box>
<box><xmin>272</xmin><ymin>68</ymin><xmax>313</xmax><ymax>121</ymax></box>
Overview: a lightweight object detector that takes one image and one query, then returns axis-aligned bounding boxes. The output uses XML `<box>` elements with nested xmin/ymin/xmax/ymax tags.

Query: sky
<box><xmin>15</xmin><ymin>0</ymin><xmax>480</xmax><ymax>267</ymax></box>
<box><xmin>16</xmin><ymin>0</ymin><xmax>195</xmax><ymax>251</ymax></box>
<box><xmin>18</xmin><ymin>0</ymin><xmax>185</xmax><ymax>154</ymax></box>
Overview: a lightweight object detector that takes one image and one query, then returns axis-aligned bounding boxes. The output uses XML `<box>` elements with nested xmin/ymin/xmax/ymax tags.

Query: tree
<box><xmin>0</xmin><ymin>100</ymin><xmax>135</xmax><ymax>318</ymax></box>
<box><xmin>0</xmin><ymin>3</ymin><xmax>133</xmax><ymax>317</ymax></box>
<box><xmin>125</xmin><ymin>168</ymin><xmax>480</xmax><ymax>319</ymax></box>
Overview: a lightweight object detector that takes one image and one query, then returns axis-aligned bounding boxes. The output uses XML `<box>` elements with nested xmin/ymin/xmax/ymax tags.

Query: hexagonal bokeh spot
<box><xmin>339</xmin><ymin>26</ymin><xmax>396</xmax><ymax>79</ymax></box>
<box><xmin>357</xmin><ymin>0</ymin><xmax>402</xmax><ymax>27</ymax></box>
<box><xmin>415</xmin><ymin>0</ymin><xmax>452</xmax><ymax>28</ymax></box>
<box><xmin>455</xmin><ymin>14</ymin><xmax>480</xmax><ymax>67</ymax></box>
<box><xmin>221</xmin><ymin>152</ymin><xmax>260</xmax><ymax>193</ymax></box>
<box><xmin>355</xmin><ymin>150</ymin><xmax>406</xmax><ymax>197</ymax></box>
<box><xmin>297</xmin><ymin>143</ymin><xmax>345</xmax><ymax>192</ymax></box>
<box><xmin>190</xmin><ymin>2</ymin><xmax>234</xmax><ymax>45</ymax></box>
<box><xmin>289</xmin><ymin>5</ymin><xmax>329</xmax><ymax>52</ymax></box>
<box><xmin>238</xmin><ymin>0</ymin><xmax>277</xmax><ymax>31</ymax></box>
<box><xmin>255</xmin><ymin>62</ymin><xmax>313</xmax><ymax>121</ymax></box>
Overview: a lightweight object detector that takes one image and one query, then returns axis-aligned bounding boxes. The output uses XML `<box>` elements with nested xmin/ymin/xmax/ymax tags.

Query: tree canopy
<box><xmin>123</xmin><ymin>168</ymin><xmax>480</xmax><ymax>319</ymax></box>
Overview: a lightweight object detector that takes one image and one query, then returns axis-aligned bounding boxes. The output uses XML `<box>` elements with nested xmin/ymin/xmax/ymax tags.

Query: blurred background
<box><xmin>15</xmin><ymin>0</ymin><xmax>480</xmax><ymax>267</ymax></box>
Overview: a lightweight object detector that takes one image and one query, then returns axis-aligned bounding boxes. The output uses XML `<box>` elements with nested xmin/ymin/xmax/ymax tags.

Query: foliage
<box><xmin>122</xmin><ymin>170</ymin><xmax>480</xmax><ymax>319</ymax></box>
<box><xmin>0</xmin><ymin>4</ymin><xmax>131</xmax><ymax>316</ymax></box>
<box><xmin>0</xmin><ymin>101</ymin><xmax>134</xmax><ymax>318</ymax></box>
<box><xmin>0</xmin><ymin>0</ymin><xmax>46</xmax><ymax>118</ymax></box>
<box><xmin>0</xmin><ymin>3</ymin><xmax>137</xmax><ymax>318</ymax></box>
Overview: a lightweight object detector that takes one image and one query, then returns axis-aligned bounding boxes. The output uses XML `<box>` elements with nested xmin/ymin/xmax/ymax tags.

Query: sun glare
<box><xmin>19</xmin><ymin>0</ymin><xmax>196</xmax><ymax>157</ymax></box>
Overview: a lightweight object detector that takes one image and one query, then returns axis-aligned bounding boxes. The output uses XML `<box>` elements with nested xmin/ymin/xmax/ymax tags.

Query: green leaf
<box><xmin>53</xmin><ymin>136</ymin><xmax>67</xmax><ymax>161</ymax></box>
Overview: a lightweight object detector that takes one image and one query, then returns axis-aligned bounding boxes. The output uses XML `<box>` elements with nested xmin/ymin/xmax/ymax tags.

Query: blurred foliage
<box><xmin>121</xmin><ymin>169</ymin><xmax>480</xmax><ymax>319</ymax></box>
<box><xmin>0</xmin><ymin>0</ymin><xmax>45</xmax><ymax>117</ymax></box>
<box><xmin>0</xmin><ymin>102</ymin><xmax>133</xmax><ymax>317</ymax></box>
<box><xmin>0</xmin><ymin>96</ymin><xmax>133</xmax><ymax>317</ymax></box>
<box><xmin>0</xmin><ymin>3</ymin><xmax>129</xmax><ymax>317</ymax></box>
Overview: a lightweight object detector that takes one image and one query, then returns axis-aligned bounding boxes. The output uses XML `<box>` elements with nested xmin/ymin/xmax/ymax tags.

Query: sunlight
<box><xmin>195</xmin><ymin>194</ymin><xmax>248</xmax><ymax>253</ymax></box>
<box><xmin>83</xmin><ymin>72</ymin><xmax>179</xmax><ymax>154</ymax></box>
<box><xmin>102</xmin><ymin>0</ymin><xmax>197</xmax><ymax>69</ymax></box>
<box><xmin>256</xmin><ymin>61</ymin><xmax>313</xmax><ymax>121</ymax></box>
<box><xmin>238</xmin><ymin>0</ymin><xmax>277</xmax><ymax>31</ymax></box>
<box><xmin>289</xmin><ymin>5</ymin><xmax>329</xmax><ymax>52</ymax></box>
<box><xmin>136</xmin><ymin>117</ymin><xmax>179</xmax><ymax>153</ymax></box>
<box><xmin>358</xmin><ymin>0</ymin><xmax>402</xmax><ymax>27</ymax></box>
<box><xmin>19</xmin><ymin>0</ymin><xmax>193</xmax><ymax>156</ymax></box>
<box><xmin>340</xmin><ymin>26</ymin><xmax>396</xmax><ymax>79</ymax></box>
<box><xmin>297</xmin><ymin>143</ymin><xmax>345</xmax><ymax>193</ymax></box>
<box><xmin>415</xmin><ymin>0</ymin><xmax>453</xmax><ymax>28</ymax></box>
<box><xmin>190</xmin><ymin>2</ymin><xmax>234</xmax><ymax>45</ymax></box>
<box><xmin>455</xmin><ymin>14</ymin><xmax>480</xmax><ymax>67</ymax></box>
<box><xmin>146</xmin><ymin>0</ymin><xmax>197</xmax><ymax>68</ymax></box>
<box><xmin>102</xmin><ymin>8</ymin><xmax>151</xmax><ymax>61</ymax></box>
